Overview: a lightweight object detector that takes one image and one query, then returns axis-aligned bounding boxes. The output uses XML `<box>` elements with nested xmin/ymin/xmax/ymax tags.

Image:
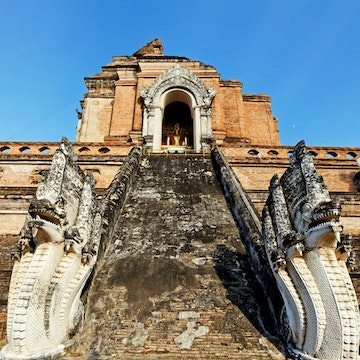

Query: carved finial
<box><xmin>60</xmin><ymin>136</ymin><xmax>77</xmax><ymax>163</ymax></box>
<box><xmin>292</xmin><ymin>140</ymin><xmax>306</xmax><ymax>162</ymax></box>
<box><xmin>133</xmin><ymin>38</ymin><xmax>164</xmax><ymax>57</ymax></box>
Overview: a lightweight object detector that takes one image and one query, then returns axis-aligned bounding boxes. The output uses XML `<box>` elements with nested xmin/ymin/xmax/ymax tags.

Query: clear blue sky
<box><xmin>0</xmin><ymin>0</ymin><xmax>359</xmax><ymax>147</ymax></box>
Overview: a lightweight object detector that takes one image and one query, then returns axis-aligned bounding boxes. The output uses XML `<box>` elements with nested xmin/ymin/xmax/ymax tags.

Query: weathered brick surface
<box><xmin>0</xmin><ymin>234</ymin><xmax>16</xmax><ymax>347</ymax></box>
<box><xmin>216</xmin><ymin>81</ymin><xmax>243</xmax><ymax>136</ymax></box>
<box><xmin>110</xmin><ymin>82</ymin><xmax>137</xmax><ymax>137</ymax></box>
<box><xmin>242</xmin><ymin>96</ymin><xmax>279</xmax><ymax>146</ymax></box>
<box><xmin>78</xmin><ymin>97</ymin><xmax>114</xmax><ymax>142</ymax></box>
<box><xmin>76</xmin><ymin>53</ymin><xmax>280</xmax><ymax>146</ymax></box>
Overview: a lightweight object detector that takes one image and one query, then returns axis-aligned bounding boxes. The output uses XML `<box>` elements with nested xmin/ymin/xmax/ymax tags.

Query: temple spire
<box><xmin>133</xmin><ymin>38</ymin><xmax>164</xmax><ymax>57</ymax></box>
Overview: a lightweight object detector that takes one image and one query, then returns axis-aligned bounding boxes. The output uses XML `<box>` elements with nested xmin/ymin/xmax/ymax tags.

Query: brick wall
<box><xmin>0</xmin><ymin>234</ymin><xmax>16</xmax><ymax>346</ymax></box>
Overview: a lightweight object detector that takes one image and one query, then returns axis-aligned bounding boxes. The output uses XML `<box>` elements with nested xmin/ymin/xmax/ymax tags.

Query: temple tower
<box><xmin>76</xmin><ymin>39</ymin><xmax>280</xmax><ymax>150</ymax></box>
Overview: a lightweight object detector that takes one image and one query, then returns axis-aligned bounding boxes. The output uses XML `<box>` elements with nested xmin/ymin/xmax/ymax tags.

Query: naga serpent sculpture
<box><xmin>1</xmin><ymin>138</ymin><xmax>102</xmax><ymax>359</ymax></box>
<box><xmin>262</xmin><ymin>141</ymin><xmax>359</xmax><ymax>359</ymax></box>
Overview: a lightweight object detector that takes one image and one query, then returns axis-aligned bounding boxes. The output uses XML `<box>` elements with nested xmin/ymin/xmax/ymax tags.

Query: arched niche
<box><xmin>162</xmin><ymin>92</ymin><xmax>194</xmax><ymax>148</ymax></box>
<box><xmin>157</xmin><ymin>89</ymin><xmax>197</xmax><ymax>151</ymax></box>
<box><xmin>140</xmin><ymin>64</ymin><xmax>215</xmax><ymax>153</ymax></box>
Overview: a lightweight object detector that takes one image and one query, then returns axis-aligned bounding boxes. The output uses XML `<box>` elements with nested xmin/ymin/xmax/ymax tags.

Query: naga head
<box><xmin>22</xmin><ymin>138</ymin><xmax>82</xmax><ymax>248</ymax></box>
<box><xmin>26</xmin><ymin>197</ymin><xmax>66</xmax><ymax>245</ymax></box>
<box><xmin>281</xmin><ymin>141</ymin><xmax>343</xmax><ymax>249</ymax></box>
<box><xmin>28</xmin><ymin>197</ymin><xmax>66</xmax><ymax>226</ymax></box>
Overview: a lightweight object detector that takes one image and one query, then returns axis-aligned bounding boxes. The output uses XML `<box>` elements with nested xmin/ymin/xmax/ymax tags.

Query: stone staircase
<box><xmin>65</xmin><ymin>154</ymin><xmax>284</xmax><ymax>359</ymax></box>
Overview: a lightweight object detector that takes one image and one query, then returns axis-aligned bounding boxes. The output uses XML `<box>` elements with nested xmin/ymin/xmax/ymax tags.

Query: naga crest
<box><xmin>262</xmin><ymin>141</ymin><xmax>360</xmax><ymax>359</ymax></box>
<box><xmin>1</xmin><ymin>137</ymin><xmax>102</xmax><ymax>359</ymax></box>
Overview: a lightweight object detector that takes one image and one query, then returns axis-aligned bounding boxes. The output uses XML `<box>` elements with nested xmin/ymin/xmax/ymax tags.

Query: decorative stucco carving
<box><xmin>1</xmin><ymin>137</ymin><xmax>102</xmax><ymax>360</ymax></box>
<box><xmin>140</xmin><ymin>64</ymin><xmax>215</xmax><ymax>109</ymax></box>
<box><xmin>84</xmin><ymin>78</ymin><xmax>116</xmax><ymax>96</ymax></box>
<box><xmin>263</xmin><ymin>140</ymin><xmax>360</xmax><ymax>359</ymax></box>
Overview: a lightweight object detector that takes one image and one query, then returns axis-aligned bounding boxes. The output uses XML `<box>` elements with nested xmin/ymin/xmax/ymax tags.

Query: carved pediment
<box><xmin>140</xmin><ymin>64</ymin><xmax>215</xmax><ymax>109</ymax></box>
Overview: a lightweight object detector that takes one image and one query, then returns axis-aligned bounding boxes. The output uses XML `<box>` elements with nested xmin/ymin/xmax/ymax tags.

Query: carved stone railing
<box><xmin>101</xmin><ymin>146</ymin><xmax>142</xmax><ymax>244</ymax></box>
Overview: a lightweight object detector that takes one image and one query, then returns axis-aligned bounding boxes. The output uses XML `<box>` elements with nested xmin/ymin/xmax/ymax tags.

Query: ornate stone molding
<box><xmin>84</xmin><ymin>78</ymin><xmax>116</xmax><ymax>96</ymax></box>
<box><xmin>140</xmin><ymin>64</ymin><xmax>215</xmax><ymax>109</ymax></box>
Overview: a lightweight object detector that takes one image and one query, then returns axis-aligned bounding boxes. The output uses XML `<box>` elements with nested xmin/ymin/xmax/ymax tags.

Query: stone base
<box><xmin>0</xmin><ymin>341</ymin><xmax>73</xmax><ymax>360</ymax></box>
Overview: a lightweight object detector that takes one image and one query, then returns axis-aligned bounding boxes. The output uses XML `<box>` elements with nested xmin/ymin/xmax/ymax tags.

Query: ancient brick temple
<box><xmin>0</xmin><ymin>39</ymin><xmax>359</xmax><ymax>359</ymax></box>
